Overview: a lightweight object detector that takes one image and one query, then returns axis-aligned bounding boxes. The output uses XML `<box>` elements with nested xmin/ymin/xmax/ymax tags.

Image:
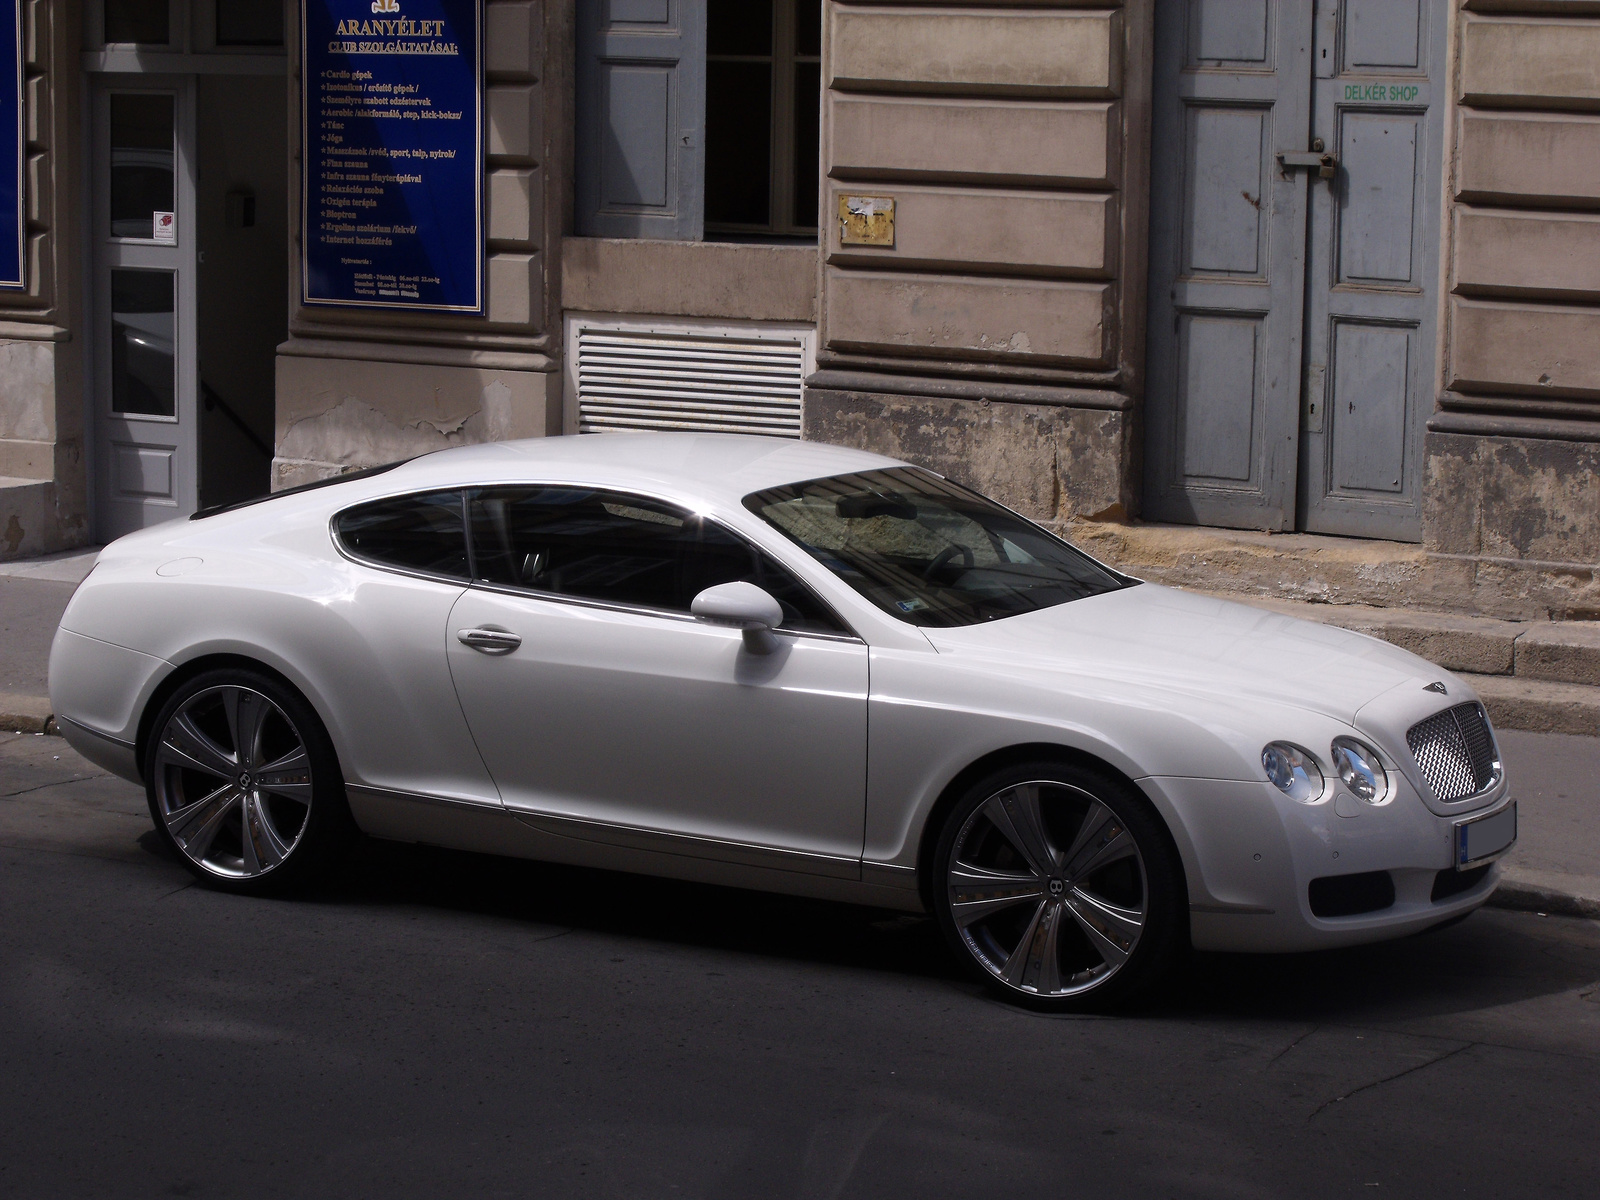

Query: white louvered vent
<box><xmin>567</xmin><ymin>317</ymin><xmax>810</xmax><ymax>438</ymax></box>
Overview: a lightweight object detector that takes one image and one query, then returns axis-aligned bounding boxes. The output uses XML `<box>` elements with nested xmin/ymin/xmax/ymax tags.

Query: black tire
<box><xmin>930</xmin><ymin>759</ymin><xmax>1186</xmax><ymax>1011</ymax></box>
<box><xmin>143</xmin><ymin>667</ymin><xmax>355</xmax><ymax>894</ymax></box>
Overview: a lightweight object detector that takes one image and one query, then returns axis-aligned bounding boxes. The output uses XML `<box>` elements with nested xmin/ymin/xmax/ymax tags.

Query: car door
<box><xmin>445</xmin><ymin>484</ymin><xmax>869</xmax><ymax>875</ymax></box>
<box><xmin>328</xmin><ymin>488</ymin><xmax>502</xmax><ymax>809</ymax></box>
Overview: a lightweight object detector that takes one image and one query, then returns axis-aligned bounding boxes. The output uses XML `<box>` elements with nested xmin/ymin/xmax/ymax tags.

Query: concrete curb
<box><xmin>1486</xmin><ymin>867</ymin><xmax>1600</xmax><ymax>921</ymax></box>
<box><xmin>1463</xmin><ymin>674</ymin><xmax>1600</xmax><ymax>737</ymax></box>
<box><xmin>0</xmin><ymin>691</ymin><xmax>55</xmax><ymax>735</ymax></box>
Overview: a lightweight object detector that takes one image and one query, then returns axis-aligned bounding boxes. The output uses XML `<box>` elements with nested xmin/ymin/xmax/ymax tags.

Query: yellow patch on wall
<box><xmin>838</xmin><ymin>195</ymin><xmax>896</xmax><ymax>247</ymax></box>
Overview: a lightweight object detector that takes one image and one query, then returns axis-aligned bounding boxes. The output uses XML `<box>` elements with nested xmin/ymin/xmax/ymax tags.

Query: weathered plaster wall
<box><xmin>273</xmin><ymin>352</ymin><xmax>556</xmax><ymax>488</ymax></box>
<box><xmin>0</xmin><ymin>337</ymin><xmax>60</xmax><ymax>472</ymax></box>
<box><xmin>1432</xmin><ymin>429</ymin><xmax>1600</xmax><ymax>563</ymax></box>
<box><xmin>804</xmin><ymin>386</ymin><xmax>1130</xmax><ymax>525</ymax></box>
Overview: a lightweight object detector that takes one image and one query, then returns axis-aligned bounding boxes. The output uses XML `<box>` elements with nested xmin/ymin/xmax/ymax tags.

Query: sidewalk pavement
<box><xmin>1492</xmin><ymin>730</ymin><xmax>1600</xmax><ymax>921</ymax></box>
<box><xmin>1</xmin><ymin>545</ymin><xmax>1595</xmax><ymax>921</ymax></box>
<box><xmin>0</xmin><ymin>547</ymin><xmax>96</xmax><ymax>733</ymax></box>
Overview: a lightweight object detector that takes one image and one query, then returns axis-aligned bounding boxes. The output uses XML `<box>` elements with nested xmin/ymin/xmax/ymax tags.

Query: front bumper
<box><xmin>1140</xmin><ymin>773</ymin><xmax>1513</xmax><ymax>954</ymax></box>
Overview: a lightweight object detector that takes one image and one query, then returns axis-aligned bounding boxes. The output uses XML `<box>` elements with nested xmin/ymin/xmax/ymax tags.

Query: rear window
<box><xmin>744</xmin><ymin>468</ymin><xmax>1132</xmax><ymax>627</ymax></box>
<box><xmin>334</xmin><ymin>490</ymin><xmax>469</xmax><ymax>579</ymax></box>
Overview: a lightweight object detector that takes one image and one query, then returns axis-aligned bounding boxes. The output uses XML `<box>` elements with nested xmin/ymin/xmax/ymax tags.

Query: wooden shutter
<box><xmin>575</xmin><ymin>0</ymin><xmax>706</xmax><ymax>240</ymax></box>
<box><xmin>569</xmin><ymin>318</ymin><xmax>809</xmax><ymax>437</ymax></box>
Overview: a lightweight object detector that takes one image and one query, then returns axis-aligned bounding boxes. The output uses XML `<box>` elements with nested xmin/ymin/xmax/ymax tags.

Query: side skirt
<box><xmin>345</xmin><ymin>785</ymin><xmax>926</xmax><ymax>913</ymax></box>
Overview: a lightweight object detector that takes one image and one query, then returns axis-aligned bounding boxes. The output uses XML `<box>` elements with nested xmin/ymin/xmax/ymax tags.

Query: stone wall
<box><xmin>806</xmin><ymin>0</ymin><xmax>1147</xmax><ymax>518</ymax></box>
<box><xmin>1426</xmin><ymin>0</ymin><xmax>1600</xmax><ymax>575</ymax></box>
<box><xmin>818</xmin><ymin>1</ymin><xmax>1144</xmax><ymax>388</ymax></box>
<box><xmin>561</xmin><ymin>238</ymin><xmax>818</xmax><ymax>325</ymax></box>
<box><xmin>0</xmin><ymin>0</ymin><xmax>85</xmax><ymax>557</ymax></box>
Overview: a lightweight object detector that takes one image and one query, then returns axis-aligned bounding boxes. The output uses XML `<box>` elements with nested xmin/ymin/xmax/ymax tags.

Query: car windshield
<box><xmin>743</xmin><ymin>468</ymin><xmax>1133</xmax><ymax>627</ymax></box>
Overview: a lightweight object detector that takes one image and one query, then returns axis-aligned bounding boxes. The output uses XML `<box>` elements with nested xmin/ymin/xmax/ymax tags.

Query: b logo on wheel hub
<box><xmin>1048</xmin><ymin>878</ymin><xmax>1065</xmax><ymax>897</ymax></box>
<box><xmin>238</xmin><ymin>772</ymin><xmax>252</xmax><ymax>789</ymax></box>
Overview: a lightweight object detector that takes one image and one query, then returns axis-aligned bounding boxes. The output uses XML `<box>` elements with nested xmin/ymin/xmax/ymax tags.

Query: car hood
<box><xmin>918</xmin><ymin>583</ymin><xmax>1438</xmax><ymax>727</ymax></box>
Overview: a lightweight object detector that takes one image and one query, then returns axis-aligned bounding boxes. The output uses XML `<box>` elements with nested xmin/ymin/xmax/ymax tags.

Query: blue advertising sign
<box><xmin>1</xmin><ymin>0</ymin><xmax>23</xmax><ymax>291</ymax></box>
<box><xmin>301</xmin><ymin>0</ymin><xmax>482</xmax><ymax>312</ymax></box>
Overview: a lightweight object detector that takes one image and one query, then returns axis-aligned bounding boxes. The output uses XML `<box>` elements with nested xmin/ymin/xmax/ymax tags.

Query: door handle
<box><xmin>1278</xmin><ymin>151</ymin><xmax>1339</xmax><ymax>179</ymax></box>
<box><xmin>457</xmin><ymin>627</ymin><xmax>522</xmax><ymax>654</ymax></box>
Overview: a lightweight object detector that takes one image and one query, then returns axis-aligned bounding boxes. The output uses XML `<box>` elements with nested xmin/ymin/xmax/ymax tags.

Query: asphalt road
<box><xmin>2</xmin><ymin>731</ymin><xmax>1598</xmax><ymax>1200</ymax></box>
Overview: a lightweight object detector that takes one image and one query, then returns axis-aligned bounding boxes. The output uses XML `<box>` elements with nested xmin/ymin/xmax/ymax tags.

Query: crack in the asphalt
<box><xmin>2</xmin><ymin>774</ymin><xmax>108</xmax><ymax>799</ymax></box>
<box><xmin>158</xmin><ymin>881</ymin><xmax>197</xmax><ymax>900</ymax></box>
<box><xmin>528</xmin><ymin>928</ymin><xmax>577</xmax><ymax>946</ymax></box>
<box><xmin>1305</xmin><ymin>1042</ymin><xmax>1476</xmax><ymax>1122</ymax></box>
<box><xmin>1266</xmin><ymin>1024</ymin><xmax>1318</xmax><ymax>1067</ymax></box>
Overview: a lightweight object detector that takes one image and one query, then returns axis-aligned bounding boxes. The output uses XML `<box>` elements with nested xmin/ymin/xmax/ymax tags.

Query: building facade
<box><xmin>2</xmin><ymin>0</ymin><xmax>1597</xmax><ymax>620</ymax></box>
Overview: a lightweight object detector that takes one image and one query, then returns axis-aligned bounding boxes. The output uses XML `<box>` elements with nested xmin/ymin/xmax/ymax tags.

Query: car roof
<box><xmin>377</xmin><ymin>433</ymin><xmax>912</xmax><ymax>501</ymax></box>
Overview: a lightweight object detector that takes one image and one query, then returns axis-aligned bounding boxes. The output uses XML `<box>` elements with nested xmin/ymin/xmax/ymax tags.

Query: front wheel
<box><xmin>144</xmin><ymin>668</ymin><xmax>353</xmax><ymax>893</ymax></box>
<box><xmin>931</xmin><ymin>762</ymin><xmax>1186</xmax><ymax>1010</ymax></box>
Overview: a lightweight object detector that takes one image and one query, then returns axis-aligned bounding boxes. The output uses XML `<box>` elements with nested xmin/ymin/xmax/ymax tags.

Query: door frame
<box><xmin>81</xmin><ymin>0</ymin><xmax>288</xmax><ymax>540</ymax></box>
<box><xmin>1142</xmin><ymin>0</ymin><xmax>1449</xmax><ymax>542</ymax></box>
<box><xmin>89</xmin><ymin>72</ymin><xmax>199</xmax><ymax>539</ymax></box>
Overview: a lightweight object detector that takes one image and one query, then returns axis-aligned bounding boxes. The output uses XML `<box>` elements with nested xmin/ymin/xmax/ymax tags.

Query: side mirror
<box><xmin>691</xmin><ymin>582</ymin><xmax>784</xmax><ymax>654</ymax></box>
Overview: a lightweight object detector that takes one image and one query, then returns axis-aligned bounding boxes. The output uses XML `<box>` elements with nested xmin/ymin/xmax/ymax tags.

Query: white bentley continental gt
<box><xmin>50</xmin><ymin>434</ymin><xmax>1517</xmax><ymax>1008</ymax></box>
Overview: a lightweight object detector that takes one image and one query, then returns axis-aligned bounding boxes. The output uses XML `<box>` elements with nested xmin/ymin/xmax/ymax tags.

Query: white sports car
<box><xmin>50</xmin><ymin>434</ymin><xmax>1517</xmax><ymax>1008</ymax></box>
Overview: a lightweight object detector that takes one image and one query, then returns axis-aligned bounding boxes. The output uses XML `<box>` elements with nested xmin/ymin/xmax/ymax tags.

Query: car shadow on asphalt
<box><xmin>137</xmin><ymin>828</ymin><xmax>1600</xmax><ymax>1023</ymax></box>
<box><xmin>1168</xmin><ymin>913</ymin><xmax>1600</xmax><ymax>1024</ymax></box>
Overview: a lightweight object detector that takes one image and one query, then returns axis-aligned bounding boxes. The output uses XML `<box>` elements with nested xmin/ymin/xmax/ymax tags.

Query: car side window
<box><xmin>334</xmin><ymin>490</ymin><xmax>470</xmax><ymax>579</ymax></box>
<box><xmin>467</xmin><ymin>486</ymin><xmax>849</xmax><ymax>635</ymax></box>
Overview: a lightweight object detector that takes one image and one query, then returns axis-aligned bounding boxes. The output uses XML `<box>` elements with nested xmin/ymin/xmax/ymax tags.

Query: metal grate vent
<box><xmin>1406</xmin><ymin>702</ymin><xmax>1502</xmax><ymax>803</ymax></box>
<box><xmin>572</xmin><ymin>324</ymin><xmax>806</xmax><ymax>438</ymax></box>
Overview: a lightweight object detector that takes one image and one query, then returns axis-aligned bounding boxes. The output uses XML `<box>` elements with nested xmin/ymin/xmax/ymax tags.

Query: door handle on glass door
<box><xmin>457</xmin><ymin>628</ymin><xmax>522</xmax><ymax>654</ymax></box>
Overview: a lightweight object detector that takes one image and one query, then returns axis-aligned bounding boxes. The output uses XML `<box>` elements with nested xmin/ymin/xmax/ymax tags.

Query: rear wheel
<box><xmin>931</xmin><ymin>761</ymin><xmax>1186</xmax><ymax>1010</ymax></box>
<box><xmin>144</xmin><ymin>668</ymin><xmax>353</xmax><ymax>892</ymax></box>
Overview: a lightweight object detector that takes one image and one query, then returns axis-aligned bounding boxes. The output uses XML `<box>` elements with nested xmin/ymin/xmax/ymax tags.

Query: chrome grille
<box><xmin>1406</xmin><ymin>703</ymin><xmax>1501</xmax><ymax>802</ymax></box>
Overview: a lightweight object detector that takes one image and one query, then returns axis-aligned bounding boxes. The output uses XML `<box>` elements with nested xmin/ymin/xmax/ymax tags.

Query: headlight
<box><xmin>1262</xmin><ymin>742</ymin><xmax>1324</xmax><ymax>804</ymax></box>
<box><xmin>1331</xmin><ymin>737</ymin><xmax>1389</xmax><ymax>804</ymax></box>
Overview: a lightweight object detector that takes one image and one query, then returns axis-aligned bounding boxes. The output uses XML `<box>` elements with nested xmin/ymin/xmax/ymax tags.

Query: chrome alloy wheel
<box><xmin>152</xmin><ymin>685</ymin><xmax>315</xmax><ymax>879</ymax></box>
<box><xmin>946</xmin><ymin>781</ymin><xmax>1148</xmax><ymax>998</ymax></box>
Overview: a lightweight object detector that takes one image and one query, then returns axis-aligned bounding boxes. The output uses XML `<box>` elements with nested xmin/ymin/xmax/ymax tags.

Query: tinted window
<box><xmin>744</xmin><ymin>468</ymin><xmax>1132</xmax><ymax>627</ymax></box>
<box><xmin>467</xmin><ymin>486</ymin><xmax>847</xmax><ymax>635</ymax></box>
<box><xmin>335</xmin><ymin>491</ymin><xmax>469</xmax><ymax>578</ymax></box>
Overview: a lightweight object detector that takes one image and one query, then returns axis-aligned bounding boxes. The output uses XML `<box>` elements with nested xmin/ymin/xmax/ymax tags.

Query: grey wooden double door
<box><xmin>1145</xmin><ymin>0</ymin><xmax>1445</xmax><ymax>541</ymax></box>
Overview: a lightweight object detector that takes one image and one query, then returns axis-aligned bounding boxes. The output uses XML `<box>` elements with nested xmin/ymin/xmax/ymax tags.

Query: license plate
<box><xmin>1454</xmin><ymin>801</ymin><xmax>1517</xmax><ymax>869</ymax></box>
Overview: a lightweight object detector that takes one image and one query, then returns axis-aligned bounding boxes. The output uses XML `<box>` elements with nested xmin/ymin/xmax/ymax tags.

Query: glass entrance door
<box><xmin>92</xmin><ymin>77</ymin><xmax>198</xmax><ymax>539</ymax></box>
